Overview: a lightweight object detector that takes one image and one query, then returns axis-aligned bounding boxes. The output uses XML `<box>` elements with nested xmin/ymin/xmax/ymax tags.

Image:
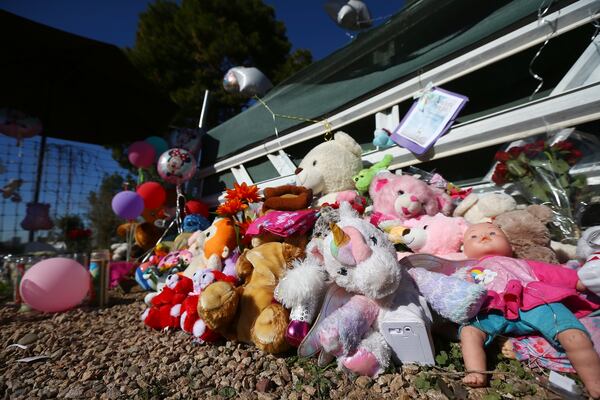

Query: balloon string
<box><xmin>529</xmin><ymin>0</ymin><xmax>557</xmax><ymax>100</ymax></box>
<box><xmin>175</xmin><ymin>185</ymin><xmax>185</xmax><ymax>234</ymax></box>
<box><xmin>253</xmin><ymin>95</ymin><xmax>334</xmax><ymax>144</ymax></box>
<box><xmin>126</xmin><ymin>221</ymin><xmax>134</xmax><ymax>261</ymax></box>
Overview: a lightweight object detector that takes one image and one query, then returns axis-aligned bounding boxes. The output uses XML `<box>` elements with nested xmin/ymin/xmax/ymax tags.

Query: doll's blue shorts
<box><xmin>463</xmin><ymin>302</ymin><xmax>589</xmax><ymax>350</ymax></box>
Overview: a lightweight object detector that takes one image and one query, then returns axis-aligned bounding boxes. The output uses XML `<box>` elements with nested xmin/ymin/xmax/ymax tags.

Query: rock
<box><xmin>303</xmin><ymin>385</ymin><xmax>316</xmax><ymax>396</ymax></box>
<box><xmin>64</xmin><ymin>385</ymin><xmax>85</xmax><ymax>399</ymax></box>
<box><xmin>256</xmin><ymin>377</ymin><xmax>274</xmax><ymax>393</ymax></box>
<box><xmin>17</xmin><ymin>332</ymin><xmax>38</xmax><ymax>346</ymax></box>
<box><xmin>127</xmin><ymin>365</ymin><xmax>140</xmax><ymax>378</ymax></box>
<box><xmin>51</xmin><ymin>348</ymin><xmax>64</xmax><ymax>359</ymax></box>
<box><xmin>82</xmin><ymin>370</ymin><xmax>95</xmax><ymax>381</ymax></box>
<box><xmin>280</xmin><ymin>366</ymin><xmax>291</xmax><ymax>382</ymax></box>
<box><xmin>355</xmin><ymin>376</ymin><xmax>372</xmax><ymax>388</ymax></box>
<box><xmin>389</xmin><ymin>375</ymin><xmax>404</xmax><ymax>391</ymax></box>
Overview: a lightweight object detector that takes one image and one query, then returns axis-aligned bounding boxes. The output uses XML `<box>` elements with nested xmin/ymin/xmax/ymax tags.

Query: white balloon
<box><xmin>324</xmin><ymin>0</ymin><xmax>372</xmax><ymax>31</ymax></box>
<box><xmin>222</xmin><ymin>67</ymin><xmax>273</xmax><ymax>97</ymax></box>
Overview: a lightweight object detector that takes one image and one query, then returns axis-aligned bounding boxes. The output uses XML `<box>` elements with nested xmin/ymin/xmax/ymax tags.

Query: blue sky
<box><xmin>1</xmin><ymin>0</ymin><xmax>405</xmax><ymax>59</ymax></box>
<box><xmin>0</xmin><ymin>0</ymin><xmax>406</xmax><ymax>243</ymax></box>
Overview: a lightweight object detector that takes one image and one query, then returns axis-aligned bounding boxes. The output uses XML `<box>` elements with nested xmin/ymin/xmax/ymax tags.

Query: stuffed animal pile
<box><xmin>131</xmin><ymin>130</ymin><xmax>600</xmax><ymax>388</ymax></box>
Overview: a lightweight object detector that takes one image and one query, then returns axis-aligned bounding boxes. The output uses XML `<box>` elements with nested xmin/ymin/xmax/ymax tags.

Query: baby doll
<box><xmin>458</xmin><ymin>223</ymin><xmax>600</xmax><ymax>397</ymax></box>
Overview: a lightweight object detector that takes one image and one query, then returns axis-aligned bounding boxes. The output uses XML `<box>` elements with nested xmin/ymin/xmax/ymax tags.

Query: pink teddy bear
<box><xmin>395</xmin><ymin>214</ymin><xmax>470</xmax><ymax>260</ymax></box>
<box><xmin>369</xmin><ymin>172</ymin><xmax>453</xmax><ymax>226</ymax></box>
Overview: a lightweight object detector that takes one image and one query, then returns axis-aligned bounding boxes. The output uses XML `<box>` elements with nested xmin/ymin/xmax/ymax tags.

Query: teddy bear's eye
<box><xmin>370</xmin><ymin>236</ymin><xmax>377</xmax><ymax>245</ymax></box>
<box><xmin>354</xmin><ymin>177</ymin><xmax>358</xmax><ymax>182</ymax></box>
<box><xmin>471</xmin><ymin>234</ymin><xmax>477</xmax><ymax>239</ymax></box>
<box><xmin>489</xmin><ymin>231</ymin><xmax>496</xmax><ymax>236</ymax></box>
<box><xmin>398</xmin><ymin>190</ymin><xmax>404</xmax><ymax>195</ymax></box>
<box><xmin>312</xmin><ymin>160</ymin><xmax>317</xmax><ymax>166</ymax></box>
<box><xmin>423</xmin><ymin>225</ymin><xmax>428</xmax><ymax>230</ymax></box>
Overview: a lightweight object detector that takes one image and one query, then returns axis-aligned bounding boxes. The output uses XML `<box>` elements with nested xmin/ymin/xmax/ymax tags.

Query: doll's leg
<box><xmin>557</xmin><ymin>329</ymin><xmax>600</xmax><ymax>398</ymax></box>
<box><xmin>460</xmin><ymin>325</ymin><xmax>488</xmax><ymax>387</ymax></box>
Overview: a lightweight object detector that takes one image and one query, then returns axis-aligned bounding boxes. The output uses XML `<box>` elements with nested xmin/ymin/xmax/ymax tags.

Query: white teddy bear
<box><xmin>453</xmin><ymin>192</ymin><xmax>516</xmax><ymax>224</ymax></box>
<box><xmin>294</xmin><ymin>131</ymin><xmax>363</xmax><ymax>205</ymax></box>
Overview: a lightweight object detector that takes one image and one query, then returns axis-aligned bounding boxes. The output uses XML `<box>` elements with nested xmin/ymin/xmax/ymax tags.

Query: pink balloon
<box><xmin>128</xmin><ymin>141</ymin><xmax>156</xmax><ymax>169</ymax></box>
<box><xmin>20</xmin><ymin>258</ymin><xmax>89</xmax><ymax>313</ymax></box>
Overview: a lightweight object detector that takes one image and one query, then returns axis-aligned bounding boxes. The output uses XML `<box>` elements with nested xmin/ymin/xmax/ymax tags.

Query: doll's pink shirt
<box><xmin>465</xmin><ymin>255</ymin><xmax>599</xmax><ymax>320</ymax></box>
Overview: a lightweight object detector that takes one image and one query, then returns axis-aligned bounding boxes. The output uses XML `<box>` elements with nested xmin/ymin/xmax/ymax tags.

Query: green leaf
<box><xmin>218</xmin><ymin>387</ymin><xmax>236</xmax><ymax>398</ymax></box>
<box><xmin>414</xmin><ymin>374</ymin><xmax>433</xmax><ymax>391</ymax></box>
<box><xmin>482</xmin><ymin>392</ymin><xmax>502</xmax><ymax>400</ymax></box>
<box><xmin>435</xmin><ymin>351</ymin><xmax>449</xmax><ymax>366</ymax></box>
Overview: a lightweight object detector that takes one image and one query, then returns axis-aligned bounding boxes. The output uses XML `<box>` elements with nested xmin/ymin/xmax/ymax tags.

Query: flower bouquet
<box><xmin>216</xmin><ymin>182</ymin><xmax>260</xmax><ymax>250</ymax></box>
<box><xmin>491</xmin><ymin>139</ymin><xmax>587</xmax><ymax>243</ymax></box>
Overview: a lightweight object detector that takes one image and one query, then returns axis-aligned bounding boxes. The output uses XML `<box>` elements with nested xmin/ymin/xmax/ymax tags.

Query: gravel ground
<box><xmin>0</xmin><ymin>287</ymin><xmax>568</xmax><ymax>399</ymax></box>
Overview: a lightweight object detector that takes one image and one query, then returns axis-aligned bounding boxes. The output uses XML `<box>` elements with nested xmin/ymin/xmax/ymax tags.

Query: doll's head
<box><xmin>463</xmin><ymin>223</ymin><xmax>512</xmax><ymax>259</ymax></box>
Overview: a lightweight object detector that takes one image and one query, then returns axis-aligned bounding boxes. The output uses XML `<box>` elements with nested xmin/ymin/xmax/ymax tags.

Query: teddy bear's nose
<box><xmin>295</xmin><ymin>167</ymin><xmax>303</xmax><ymax>175</ymax></box>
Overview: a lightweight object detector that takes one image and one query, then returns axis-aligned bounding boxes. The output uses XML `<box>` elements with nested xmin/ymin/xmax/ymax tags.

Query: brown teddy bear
<box><xmin>250</xmin><ymin>185</ymin><xmax>314</xmax><ymax>249</ymax></box>
<box><xmin>117</xmin><ymin>221</ymin><xmax>164</xmax><ymax>251</ymax></box>
<box><xmin>492</xmin><ymin>204</ymin><xmax>558</xmax><ymax>264</ymax></box>
<box><xmin>197</xmin><ymin>241</ymin><xmax>304</xmax><ymax>353</ymax></box>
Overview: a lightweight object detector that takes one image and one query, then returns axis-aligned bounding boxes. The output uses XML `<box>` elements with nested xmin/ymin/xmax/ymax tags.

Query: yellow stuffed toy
<box><xmin>198</xmin><ymin>241</ymin><xmax>304</xmax><ymax>353</ymax></box>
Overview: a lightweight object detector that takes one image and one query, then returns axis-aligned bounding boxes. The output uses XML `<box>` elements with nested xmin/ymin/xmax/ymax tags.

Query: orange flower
<box><xmin>225</xmin><ymin>182</ymin><xmax>259</xmax><ymax>203</ymax></box>
<box><xmin>217</xmin><ymin>198</ymin><xmax>247</xmax><ymax>217</ymax></box>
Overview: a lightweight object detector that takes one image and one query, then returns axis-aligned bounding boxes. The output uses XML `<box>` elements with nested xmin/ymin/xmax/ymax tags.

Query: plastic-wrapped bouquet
<box><xmin>491</xmin><ymin>139</ymin><xmax>586</xmax><ymax>243</ymax></box>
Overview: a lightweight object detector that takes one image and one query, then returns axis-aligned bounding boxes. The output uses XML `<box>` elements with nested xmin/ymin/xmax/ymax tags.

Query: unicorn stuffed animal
<box><xmin>298</xmin><ymin>202</ymin><xmax>433</xmax><ymax>377</ymax></box>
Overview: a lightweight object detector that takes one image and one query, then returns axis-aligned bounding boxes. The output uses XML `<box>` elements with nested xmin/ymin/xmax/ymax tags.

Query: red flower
<box><xmin>567</xmin><ymin>148</ymin><xmax>583</xmax><ymax>165</ymax></box>
<box><xmin>225</xmin><ymin>182</ymin><xmax>259</xmax><ymax>203</ymax></box>
<box><xmin>507</xmin><ymin>147</ymin><xmax>523</xmax><ymax>157</ymax></box>
<box><xmin>67</xmin><ymin>229</ymin><xmax>79</xmax><ymax>240</ymax></box>
<box><xmin>494</xmin><ymin>151</ymin><xmax>510</xmax><ymax>162</ymax></box>
<box><xmin>492</xmin><ymin>162</ymin><xmax>508</xmax><ymax>185</ymax></box>
<box><xmin>217</xmin><ymin>198</ymin><xmax>247</xmax><ymax>217</ymax></box>
<box><xmin>552</xmin><ymin>141</ymin><xmax>574</xmax><ymax>151</ymax></box>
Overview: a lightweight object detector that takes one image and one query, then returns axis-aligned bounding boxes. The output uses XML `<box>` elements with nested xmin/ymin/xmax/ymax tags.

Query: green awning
<box><xmin>205</xmin><ymin>0</ymin><xmax>566</xmax><ymax>162</ymax></box>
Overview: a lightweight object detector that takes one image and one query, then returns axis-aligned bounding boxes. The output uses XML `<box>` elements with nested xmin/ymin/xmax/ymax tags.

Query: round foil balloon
<box><xmin>157</xmin><ymin>148</ymin><xmax>196</xmax><ymax>185</ymax></box>
<box><xmin>169</xmin><ymin>128</ymin><xmax>201</xmax><ymax>154</ymax></box>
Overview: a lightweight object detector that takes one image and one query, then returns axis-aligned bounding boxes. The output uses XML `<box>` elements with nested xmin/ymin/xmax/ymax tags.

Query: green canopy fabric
<box><xmin>205</xmin><ymin>0</ymin><xmax>565</xmax><ymax>161</ymax></box>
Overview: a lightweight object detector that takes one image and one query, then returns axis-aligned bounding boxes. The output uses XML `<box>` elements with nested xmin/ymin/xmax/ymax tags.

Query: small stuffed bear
<box><xmin>142</xmin><ymin>274</ymin><xmax>193</xmax><ymax>330</ymax></box>
<box><xmin>248</xmin><ymin>184</ymin><xmax>315</xmax><ymax>249</ymax></box>
<box><xmin>117</xmin><ymin>221</ymin><xmax>163</xmax><ymax>252</ymax></box>
<box><xmin>391</xmin><ymin>214</ymin><xmax>470</xmax><ymax>260</ymax></box>
<box><xmin>453</xmin><ymin>192</ymin><xmax>517</xmax><ymax>224</ymax></box>
<box><xmin>295</xmin><ymin>131</ymin><xmax>363</xmax><ymax>205</ymax></box>
<box><xmin>493</xmin><ymin>205</ymin><xmax>558</xmax><ymax>264</ymax></box>
<box><xmin>198</xmin><ymin>241</ymin><xmax>304</xmax><ymax>354</ymax></box>
<box><xmin>180</xmin><ymin>269</ymin><xmax>235</xmax><ymax>342</ymax></box>
<box><xmin>369</xmin><ymin>171</ymin><xmax>454</xmax><ymax>226</ymax></box>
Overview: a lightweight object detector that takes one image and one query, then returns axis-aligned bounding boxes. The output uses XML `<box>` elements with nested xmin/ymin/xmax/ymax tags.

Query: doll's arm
<box><xmin>528</xmin><ymin>260</ymin><xmax>580</xmax><ymax>289</ymax></box>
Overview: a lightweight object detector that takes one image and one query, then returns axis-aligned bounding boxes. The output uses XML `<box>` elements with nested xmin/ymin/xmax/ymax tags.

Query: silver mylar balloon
<box><xmin>323</xmin><ymin>0</ymin><xmax>372</xmax><ymax>31</ymax></box>
<box><xmin>222</xmin><ymin>67</ymin><xmax>273</xmax><ymax>97</ymax></box>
